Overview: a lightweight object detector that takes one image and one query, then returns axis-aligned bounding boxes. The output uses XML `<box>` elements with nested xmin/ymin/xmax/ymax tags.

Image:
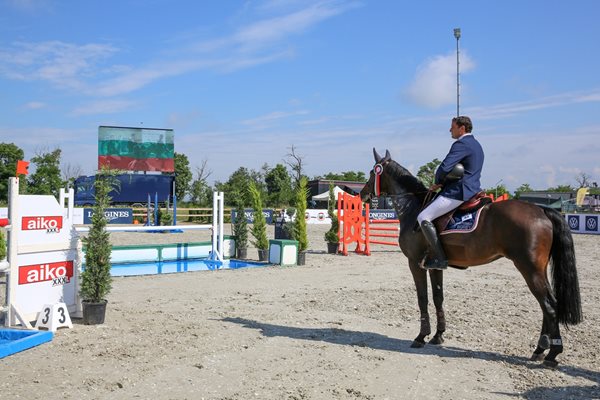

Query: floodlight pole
<box><xmin>454</xmin><ymin>28</ymin><xmax>461</xmax><ymax>117</ymax></box>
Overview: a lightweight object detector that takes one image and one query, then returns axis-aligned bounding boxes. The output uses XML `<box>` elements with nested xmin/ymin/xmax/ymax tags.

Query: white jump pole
<box><xmin>5</xmin><ymin>177</ymin><xmax>19</xmax><ymax>326</ymax></box>
<box><xmin>210</xmin><ymin>191</ymin><xmax>224</xmax><ymax>262</ymax></box>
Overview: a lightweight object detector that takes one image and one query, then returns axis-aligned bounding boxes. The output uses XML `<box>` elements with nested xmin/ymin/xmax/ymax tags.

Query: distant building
<box><xmin>517</xmin><ymin>191</ymin><xmax>575</xmax><ymax>209</ymax></box>
<box><xmin>307</xmin><ymin>179</ymin><xmax>365</xmax><ymax>198</ymax></box>
<box><xmin>307</xmin><ymin>179</ymin><xmax>395</xmax><ymax>209</ymax></box>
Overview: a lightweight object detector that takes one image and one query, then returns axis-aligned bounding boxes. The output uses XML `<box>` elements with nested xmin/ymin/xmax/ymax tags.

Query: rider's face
<box><xmin>450</xmin><ymin>121</ymin><xmax>465</xmax><ymax>139</ymax></box>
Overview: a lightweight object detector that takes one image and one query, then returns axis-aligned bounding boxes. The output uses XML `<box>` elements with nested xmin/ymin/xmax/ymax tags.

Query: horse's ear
<box><xmin>373</xmin><ymin>148</ymin><xmax>382</xmax><ymax>162</ymax></box>
<box><xmin>384</xmin><ymin>149</ymin><xmax>391</xmax><ymax>161</ymax></box>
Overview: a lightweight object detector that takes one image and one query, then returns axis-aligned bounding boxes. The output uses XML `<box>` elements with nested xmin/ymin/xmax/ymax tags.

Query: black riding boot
<box><xmin>420</xmin><ymin>220</ymin><xmax>448</xmax><ymax>270</ymax></box>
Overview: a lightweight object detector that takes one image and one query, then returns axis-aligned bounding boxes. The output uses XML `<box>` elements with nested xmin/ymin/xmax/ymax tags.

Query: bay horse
<box><xmin>360</xmin><ymin>149</ymin><xmax>582</xmax><ymax>367</ymax></box>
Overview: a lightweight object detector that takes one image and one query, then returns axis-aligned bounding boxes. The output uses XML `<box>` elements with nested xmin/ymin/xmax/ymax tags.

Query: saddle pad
<box><xmin>441</xmin><ymin>207</ymin><xmax>484</xmax><ymax>235</ymax></box>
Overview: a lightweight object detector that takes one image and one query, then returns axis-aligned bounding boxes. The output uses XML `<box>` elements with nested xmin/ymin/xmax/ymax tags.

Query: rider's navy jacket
<box><xmin>435</xmin><ymin>134</ymin><xmax>484</xmax><ymax>201</ymax></box>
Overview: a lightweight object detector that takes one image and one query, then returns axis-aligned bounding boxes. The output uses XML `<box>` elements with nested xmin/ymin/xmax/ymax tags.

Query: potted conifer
<box><xmin>324</xmin><ymin>183</ymin><xmax>340</xmax><ymax>254</ymax></box>
<box><xmin>80</xmin><ymin>169</ymin><xmax>117</xmax><ymax>325</ymax></box>
<box><xmin>293</xmin><ymin>177</ymin><xmax>309</xmax><ymax>265</ymax></box>
<box><xmin>233</xmin><ymin>200</ymin><xmax>248</xmax><ymax>259</ymax></box>
<box><xmin>248</xmin><ymin>182</ymin><xmax>269</xmax><ymax>261</ymax></box>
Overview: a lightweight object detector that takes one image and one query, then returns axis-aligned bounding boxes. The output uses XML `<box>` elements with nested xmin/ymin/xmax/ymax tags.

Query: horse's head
<box><xmin>360</xmin><ymin>148</ymin><xmax>396</xmax><ymax>202</ymax></box>
<box><xmin>360</xmin><ymin>148</ymin><xmax>425</xmax><ymax>203</ymax></box>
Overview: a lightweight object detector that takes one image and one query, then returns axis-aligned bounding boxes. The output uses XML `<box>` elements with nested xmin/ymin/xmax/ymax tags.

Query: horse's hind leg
<box><xmin>516</xmin><ymin>259</ymin><xmax>563</xmax><ymax>367</ymax></box>
<box><xmin>428</xmin><ymin>269</ymin><xmax>446</xmax><ymax>345</ymax></box>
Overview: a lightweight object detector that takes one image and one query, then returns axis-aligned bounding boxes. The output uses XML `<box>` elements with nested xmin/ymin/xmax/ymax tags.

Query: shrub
<box><xmin>293</xmin><ymin>177</ymin><xmax>309</xmax><ymax>252</ymax></box>
<box><xmin>248</xmin><ymin>182</ymin><xmax>269</xmax><ymax>250</ymax></box>
<box><xmin>324</xmin><ymin>183</ymin><xmax>339</xmax><ymax>244</ymax></box>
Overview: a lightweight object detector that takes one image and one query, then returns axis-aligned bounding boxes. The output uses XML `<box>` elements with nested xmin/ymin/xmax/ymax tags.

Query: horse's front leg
<box><xmin>428</xmin><ymin>269</ymin><xmax>446</xmax><ymax>345</ymax></box>
<box><xmin>408</xmin><ymin>260</ymin><xmax>430</xmax><ymax>348</ymax></box>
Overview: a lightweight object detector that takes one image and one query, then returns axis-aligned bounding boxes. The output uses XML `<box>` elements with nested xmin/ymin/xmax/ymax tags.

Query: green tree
<box><xmin>233</xmin><ymin>200</ymin><xmax>248</xmax><ymax>253</ymax></box>
<box><xmin>28</xmin><ymin>148</ymin><xmax>64</xmax><ymax>197</ymax></box>
<box><xmin>174</xmin><ymin>152</ymin><xmax>192</xmax><ymax>201</ymax></box>
<box><xmin>324</xmin><ymin>183</ymin><xmax>339</xmax><ymax>244</ymax></box>
<box><xmin>265</xmin><ymin>163</ymin><xmax>293</xmax><ymax>207</ymax></box>
<box><xmin>485</xmin><ymin>184</ymin><xmax>509</xmax><ymax>199</ymax></box>
<box><xmin>216</xmin><ymin>167</ymin><xmax>263</xmax><ymax>207</ymax></box>
<box><xmin>416</xmin><ymin>158</ymin><xmax>441</xmax><ymax>188</ymax></box>
<box><xmin>320</xmin><ymin>171</ymin><xmax>366</xmax><ymax>181</ymax></box>
<box><xmin>189</xmin><ymin>160</ymin><xmax>212</xmax><ymax>206</ymax></box>
<box><xmin>248</xmin><ymin>181</ymin><xmax>268</xmax><ymax>251</ymax></box>
<box><xmin>514</xmin><ymin>183</ymin><xmax>533</xmax><ymax>199</ymax></box>
<box><xmin>293</xmin><ymin>177</ymin><xmax>309</xmax><ymax>252</ymax></box>
<box><xmin>548</xmin><ymin>184</ymin><xmax>574</xmax><ymax>192</ymax></box>
<box><xmin>0</xmin><ymin>143</ymin><xmax>25</xmax><ymax>201</ymax></box>
<box><xmin>80</xmin><ymin>168</ymin><xmax>118</xmax><ymax>303</ymax></box>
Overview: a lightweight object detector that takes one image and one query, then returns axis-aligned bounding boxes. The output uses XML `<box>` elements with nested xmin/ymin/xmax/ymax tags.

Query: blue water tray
<box><xmin>0</xmin><ymin>328</ymin><xmax>54</xmax><ymax>359</ymax></box>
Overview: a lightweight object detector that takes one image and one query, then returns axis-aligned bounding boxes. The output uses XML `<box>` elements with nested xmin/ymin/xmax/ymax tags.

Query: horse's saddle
<box><xmin>434</xmin><ymin>191</ymin><xmax>492</xmax><ymax>233</ymax></box>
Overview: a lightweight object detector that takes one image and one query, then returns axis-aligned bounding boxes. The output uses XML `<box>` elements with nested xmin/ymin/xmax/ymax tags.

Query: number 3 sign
<box><xmin>35</xmin><ymin>303</ymin><xmax>73</xmax><ymax>332</ymax></box>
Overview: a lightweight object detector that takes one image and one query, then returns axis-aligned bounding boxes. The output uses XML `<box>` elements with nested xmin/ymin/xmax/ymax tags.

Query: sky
<box><xmin>1</xmin><ymin>0</ymin><xmax>599</xmax><ymax>193</ymax></box>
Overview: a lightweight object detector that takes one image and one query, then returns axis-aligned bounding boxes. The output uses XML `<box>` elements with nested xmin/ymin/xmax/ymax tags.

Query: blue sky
<box><xmin>1</xmin><ymin>0</ymin><xmax>599</xmax><ymax>192</ymax></box>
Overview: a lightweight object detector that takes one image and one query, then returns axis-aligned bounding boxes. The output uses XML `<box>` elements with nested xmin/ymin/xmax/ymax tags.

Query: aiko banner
<box><xmin>565</xmin><ymin>213</ymin><xmax>600</xmax><ymax>235</ymax></box>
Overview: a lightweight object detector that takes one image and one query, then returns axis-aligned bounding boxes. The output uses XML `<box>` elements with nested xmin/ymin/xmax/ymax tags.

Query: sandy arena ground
<box><xmin>2</xmin><ymin>224</ymin><xmax>599</xmax><ymax>399</ymax></box>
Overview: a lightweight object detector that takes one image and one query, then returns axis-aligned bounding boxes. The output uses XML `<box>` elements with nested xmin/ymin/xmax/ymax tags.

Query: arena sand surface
<box><xmin>2</xmin><ymin>224</ymin><xmax>599</xmax><ymax>399</ymax></box>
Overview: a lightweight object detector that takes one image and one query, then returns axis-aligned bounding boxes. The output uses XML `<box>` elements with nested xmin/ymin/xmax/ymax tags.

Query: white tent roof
<box><xmin>312</xmin><ymin>186</ymin><xmax>346</xmax><ymax>201</ymax></box>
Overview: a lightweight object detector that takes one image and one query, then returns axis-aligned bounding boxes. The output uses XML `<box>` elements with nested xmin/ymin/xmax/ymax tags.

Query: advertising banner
<box><xmin>368</xmin><ymin>209</ymin><xmax>398</xmax><ymax>221</ymax></box>
<box><xmin>565</xmin><ymin>213</ymin><xmax>600</xmax><ymax>235</ymax></box>
<box><xmin>83</xmin><ymin>208</ymin><xmax>133</xmax><ymax>224</ymax></box>
<box><xmin>231</xmin><ymin>209</ymin><xmax>274</xmax><ymax>224</ymax></box>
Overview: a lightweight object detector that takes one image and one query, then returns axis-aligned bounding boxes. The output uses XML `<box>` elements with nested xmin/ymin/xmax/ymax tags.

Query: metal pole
<box><xmin>454</xmin><ymin>28</ymin><xmax>461</xmax><ymax>117</ymax></box>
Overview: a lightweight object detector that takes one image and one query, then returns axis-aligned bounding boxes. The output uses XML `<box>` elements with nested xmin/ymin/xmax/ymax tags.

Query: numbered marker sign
<box><xmin>35</xmin><ymin>303</ymin><xmax>73</xmax><ymax>332</ymax></box>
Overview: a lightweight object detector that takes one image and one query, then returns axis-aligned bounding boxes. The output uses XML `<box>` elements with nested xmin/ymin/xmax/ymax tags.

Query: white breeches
<box><xmin>417</xmin><ymin>195</ymin><xmax>464</xmax><ymax>225</ymax></box>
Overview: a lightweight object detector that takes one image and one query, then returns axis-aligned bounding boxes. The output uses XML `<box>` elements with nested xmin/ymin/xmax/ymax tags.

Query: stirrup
<box><xmin>420</xmin><ymin>256</ymin><xmax>448</xmax><ymax>270</ymax></box>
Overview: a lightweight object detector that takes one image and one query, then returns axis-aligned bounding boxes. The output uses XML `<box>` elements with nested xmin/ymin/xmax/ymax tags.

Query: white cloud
<box><xmin>70</xmin><ymin>99</ymin><xmax>139</xmax><ymax>116</ymax></box>
<box><xmin>467</xmin><ymin>89</ymin><xmax>600</xmax><ymax>120</ymax></box>
<box><xmin>0</xmin><ymin>1</ymin><xmax>356</xmax><ymax>100</ymax></box>
<box><xmin>0</xmin><ymin>41</ymin><xmax>118</xmax><ymax>91</ymax></box>
<box><xmin>23</xmin><ymin>101</ymin><xmax>46</xmax><ymax>109</ymax></box>
<box><xmin>406</xmin><ymin>51</ymin><xmax>475</xmax><ymax>108</ymax></box>
<box><xmin>241</xmin><ymin>110</ymin><xmax>310</xmax><ymax>126</ymax></box>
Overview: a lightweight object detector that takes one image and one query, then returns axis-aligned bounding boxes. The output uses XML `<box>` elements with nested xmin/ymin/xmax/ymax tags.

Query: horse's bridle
<box><xmin>369</xmin><ymin>160</ymin><xmax>438</xmax><ymax>211</ymax></box>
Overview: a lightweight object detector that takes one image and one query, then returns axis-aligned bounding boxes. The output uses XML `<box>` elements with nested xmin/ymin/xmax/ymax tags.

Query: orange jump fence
<box><xmin>337</xmin><ymin>192</ymin><xmax>400</xmax><ymax>256</ymax></box>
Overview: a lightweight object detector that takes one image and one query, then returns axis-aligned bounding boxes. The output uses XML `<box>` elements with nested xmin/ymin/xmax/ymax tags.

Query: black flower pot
<box><xmin>237</xmin><ymin>247</ymin><xmax>248</xmax><ymax>260</ymax></box>
<box><xmin>82</xmin><ymin>300</ymin><xmax>107</xmax><ymax>325</ymax></box>
<box><xmin>327</xmin><ymin>242</ymin><xmax>339</xmax><ymax>254</ymax></box>
<box><xmin>258</xmin><ymin>249</ymin><xmax>269</xmax><ymax>262</ymax></box>
<box><xmin>297</xmin><ymin>251</ymin><xmax>306</xmax><ymax>266</ymax></box>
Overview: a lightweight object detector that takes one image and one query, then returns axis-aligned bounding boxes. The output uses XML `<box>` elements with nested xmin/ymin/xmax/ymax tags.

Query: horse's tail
<box><xmin>542</xmin><ymin>207</ymin><xmax>583</xmax><ymax>326</ymax></box>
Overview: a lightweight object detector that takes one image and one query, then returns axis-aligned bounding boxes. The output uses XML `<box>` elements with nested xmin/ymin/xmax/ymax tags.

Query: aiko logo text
<box><xmin>19</xmin><ymin>260</ymin><xmax>74</xmax><ymax>285</ymax></box>
<box><xmin>22</xmin><ymin>216</ymin><xmax>63</xmax><ymax>231</ymax></box>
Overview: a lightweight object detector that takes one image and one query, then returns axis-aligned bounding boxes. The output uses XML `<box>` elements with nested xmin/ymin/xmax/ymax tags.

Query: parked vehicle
<box><xmin>74</xmin><ymin>174</ymin><xmax>174</xmax><ymax>206</ymax></box>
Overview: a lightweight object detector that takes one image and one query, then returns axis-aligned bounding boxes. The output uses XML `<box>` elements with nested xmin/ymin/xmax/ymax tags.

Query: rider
<box><xmin>417</xmin><ymin>116</ymin><xmax>485</xmax><ymax>270</ymax></box>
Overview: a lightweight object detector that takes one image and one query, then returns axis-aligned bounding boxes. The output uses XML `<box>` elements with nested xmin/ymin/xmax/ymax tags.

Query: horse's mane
<box><xmin>386</xmin><ymin>159</ymin><xmax>428</xmax><ymax>195</ymax></box>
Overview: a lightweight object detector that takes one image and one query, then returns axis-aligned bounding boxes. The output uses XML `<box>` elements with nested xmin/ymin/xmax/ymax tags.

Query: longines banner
<box><xmin>84</xmin><ymin>208</ymin><xmax>133</xmax><ymax>224</ymax></box>
<box><xmin>231</xmin><ymin>209</ymin><xmax>274</xmax><ymax>224</ymax></box>
<box><xmin>565</xmin><ymin>214</ymin><xmax>600</xmax><ymax>235</ymax></box>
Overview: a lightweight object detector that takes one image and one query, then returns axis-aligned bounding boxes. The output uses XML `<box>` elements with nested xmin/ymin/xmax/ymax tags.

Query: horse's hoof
<box><xmin>411</xmin><ymin>339</ymin><xmax>426</xmax><ymax>348</ymax></box>
<box><xmin>429</xmin><ymin>335</ymin><xmax>444</xmax><ymax>345</ymax></box>
<box><xmin>530</xmin><ymin>352</ymin><xmax>545</xmax><ymax>362</ymax></box>
<box><xmin>543</xmin><ymin>359</ymin><xmax>559</xmax><ymax>369</ymax></box>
